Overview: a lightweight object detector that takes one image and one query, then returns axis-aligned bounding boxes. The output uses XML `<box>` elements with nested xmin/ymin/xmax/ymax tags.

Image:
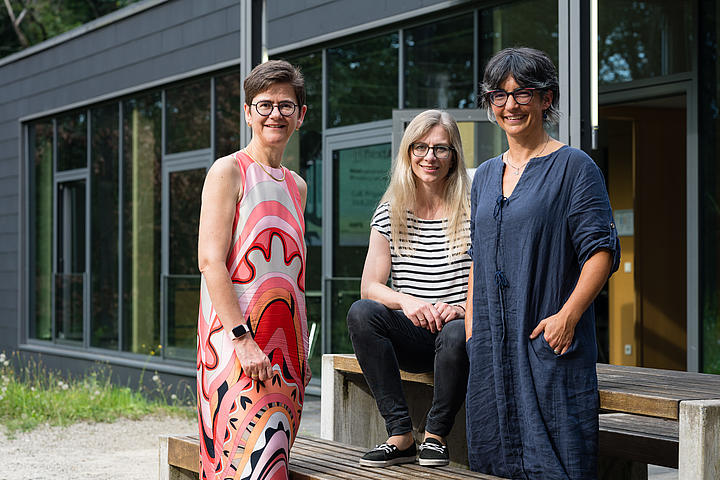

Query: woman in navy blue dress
<box><xmin>465</xmin><ymin>47</ymin><xmax>620</xmax><ymax>479</ymax></box>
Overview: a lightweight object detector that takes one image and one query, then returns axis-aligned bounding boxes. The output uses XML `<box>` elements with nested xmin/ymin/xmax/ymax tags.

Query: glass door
<box><xmin>323</xmin><ymin>122</ymin><xmax>392</xmax><ymax>356</ymax></box>
<box><xmin>161</xmin><ymin>155</ymin><xmax>209</xmax><ymax>360</ymax></box>
<box><xmin>55</xmin><ymin>179</ymin><xmax>87</xmax><ymax>344</ymax></box>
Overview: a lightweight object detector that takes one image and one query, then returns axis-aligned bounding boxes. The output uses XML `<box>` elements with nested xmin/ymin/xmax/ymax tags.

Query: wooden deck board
<box><xmin>168</xmin><ymin>434</ymin><xmax>504</xmax><ymax>479</ymax></box>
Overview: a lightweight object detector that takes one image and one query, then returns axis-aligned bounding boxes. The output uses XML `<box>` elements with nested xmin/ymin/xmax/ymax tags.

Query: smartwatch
<box><xmin>229</xmin><ymin>323</ymin><xmax>250</xmax><ymax>341</ymax></box>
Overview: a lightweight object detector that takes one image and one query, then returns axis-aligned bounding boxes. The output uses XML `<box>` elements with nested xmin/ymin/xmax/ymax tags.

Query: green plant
<box><xmin>0</xmin><ymin>351</ymin><xmax>194</xmax><ymax>438</ymax></box>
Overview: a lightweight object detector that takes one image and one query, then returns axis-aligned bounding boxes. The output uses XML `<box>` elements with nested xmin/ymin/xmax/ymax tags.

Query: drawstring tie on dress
<box><xmin>494</xmin><ymin>195</ymin><xmax>509</xmax><ymax>342</ymax></box>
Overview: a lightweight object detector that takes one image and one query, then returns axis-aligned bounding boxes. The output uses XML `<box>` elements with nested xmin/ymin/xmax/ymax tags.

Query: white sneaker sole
<box><xmin>418</xmin><ymin>457</ymin><xmax>450</xmax><ymax>467</ymax></box>
<box><xmin>359</xmin><ymin>456</ymin><xmax>416</xmax><ymax>467</ymax></box>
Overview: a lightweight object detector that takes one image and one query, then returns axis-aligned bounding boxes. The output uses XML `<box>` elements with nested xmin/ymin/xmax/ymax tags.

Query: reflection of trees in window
<box><xmin>214</xmin><ymin>72</ymin><xmax>241</xmax><ymax>158</ymax></box>
<box><xmin>405</xmin><ymin>15</ymin><xmax>474</xmax><ymax>109</ymax></box>
<box><xmin>166</xmin><ymin>79</ymin><xmax>211</xmax><ymax>153</ymax></box>
<box><xmin>599</xmin><ymin>0</ymin><xmax>693</xmax><ymax>84</ymax></box>
<box><xmin>31</xmin><ymin>121</ymin><xmax>54</xmax><ymax>341</ymax></box>
<box><xmin>327</xmin><ymin>33</ymin><xmax>399</xmax><ymax>127</ymax></box>
<box><xmin>122</xmin><ymin>94</ymin><xmax>162</xmax><ymax>354</ymax></box>
<box><xmin>478</xmin><ymin>0</ymin><xmax>558</xmax><ymax>74</ymax></box>
<box><xmin>90</xmin><ymin>103</ymin><xmax>119</xmax><ymax>349</ymax></box>
<box><xmin>57</xmin><ymin>111</ymin><xmax>87</xmax><ymax>170</ymax></box>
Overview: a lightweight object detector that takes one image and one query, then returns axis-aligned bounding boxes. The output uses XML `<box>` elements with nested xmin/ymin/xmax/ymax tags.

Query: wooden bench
<box><xmin>322</xmin><ymin>354</ymin><xmax>720</xmax><ymax>480</ymax></box>
<box><xmin>160</xmin><ymin>433</ymin><xmax>509</xmax><ymax>479</ymax></box>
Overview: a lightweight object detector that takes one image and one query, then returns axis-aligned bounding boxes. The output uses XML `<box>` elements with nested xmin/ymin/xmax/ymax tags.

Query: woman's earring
<box><xmin>543</xmin><ymin>111</ymin><xmax>548</xmax><ymax>120</ymax></box>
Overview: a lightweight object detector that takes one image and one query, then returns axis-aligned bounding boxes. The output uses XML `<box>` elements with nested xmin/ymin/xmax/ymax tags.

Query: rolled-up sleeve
<box><xmin>567</xmin><ymin>160</ymin><xmax>621</xmax><ymax>274</ymax></box>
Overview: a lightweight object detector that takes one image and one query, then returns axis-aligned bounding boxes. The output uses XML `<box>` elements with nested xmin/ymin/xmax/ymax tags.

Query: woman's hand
<box><xmin>400</xmin><ymin>297</ymin><xmax>443</xmax><ymax>333</ymax></box>
<box><xmin>434</xmin><ymin>302</ymin><xmax>464</xmax><ymax>324</ymax></box>
<box><xmin>233</xmin><ymin>336</ymin><xmax>273</xmax><ymax>381</ymax></box>
<box><xmin>529</xmin><ymin>310</ymin><xmax>579</xmax><ymax>355</ymax></box>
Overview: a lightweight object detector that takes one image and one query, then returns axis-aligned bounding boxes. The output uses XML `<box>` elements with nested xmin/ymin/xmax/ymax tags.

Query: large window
<box><xmin>90</xmin><ymin>103</ymin><xmax>119</xmax><ymax>349</ymax></box>
<box><xmin>29</xmin><ymin>121</ymin><xmax>53</xmax><ymax>341</ymax></box>
<box><xmin>166</xmin><ymin>79</ymin><xmax>211</xmax><ymax>153</ymax></box>
<box><xmin>28</xmin><ymin>69</ymin><xmax>239</xmax><ymax>360</ymax></box>
<box><xmin>121</xmin><ymin>93</ymin><xmax>162</xmax><ymax>355</ymax></box>
<box><xmin>599</xmin><ymin>0</ymin><xmax>694</xmax><ymax>85</ymax></box>
<box><xmin>404</xmin><ymin>14</ymin><xmax>474</xmax><ymax>109</ymax></box>
<box><xmin>215</xmin><ymin>72</ymin><xmax>242</xmax><ymax>158</ymax></box>
<box><xmin>327</xmin><ymin>33</ymin><xmax>399</xmax><ymax>127</ymax></box>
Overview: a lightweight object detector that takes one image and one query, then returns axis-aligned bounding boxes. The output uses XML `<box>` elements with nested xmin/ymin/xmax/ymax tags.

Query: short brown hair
<box><xmin>243</xmin><ymin>60</ymin><xmax>305</xmax><ymax>107</ymax></box>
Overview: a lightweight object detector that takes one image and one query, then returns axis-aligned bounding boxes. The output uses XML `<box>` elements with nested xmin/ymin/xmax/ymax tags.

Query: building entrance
<box><xmin>601</xmin><ymin>95</ymin><xmax>687</xmax><ymax>370</ymax></box>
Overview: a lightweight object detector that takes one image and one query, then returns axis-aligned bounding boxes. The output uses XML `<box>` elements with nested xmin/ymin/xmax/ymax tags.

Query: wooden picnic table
<box><xmin>324</xmin><ymin>354</ymin><xmax>720</xmax><ymax>479</ymax></box>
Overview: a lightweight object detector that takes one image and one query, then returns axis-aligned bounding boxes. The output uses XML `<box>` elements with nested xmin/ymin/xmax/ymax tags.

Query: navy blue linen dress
<box><xmin>466</xmin><ymin>145</ymin><xmax>620</xmax><ymax>480</ymax></box>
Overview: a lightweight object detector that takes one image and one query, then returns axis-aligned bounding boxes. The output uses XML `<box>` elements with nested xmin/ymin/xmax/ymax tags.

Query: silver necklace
<box><xmin>505</xmin><ymin>135</ymin><xmax>550</xmax><ymax>176</ymax></box>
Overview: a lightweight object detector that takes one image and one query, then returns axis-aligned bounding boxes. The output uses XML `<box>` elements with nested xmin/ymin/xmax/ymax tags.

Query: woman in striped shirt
<box><xmin>347</xmin><ymin>109</ymin><xmax>471</xmax><ymax>468</ymax></box>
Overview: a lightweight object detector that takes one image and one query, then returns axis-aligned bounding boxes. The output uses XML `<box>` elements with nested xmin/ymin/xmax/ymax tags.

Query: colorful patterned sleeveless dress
<box><xmin>197</xmin><ymin>150</ymin><xmax>308</xmax><ymax>480</ymax></box>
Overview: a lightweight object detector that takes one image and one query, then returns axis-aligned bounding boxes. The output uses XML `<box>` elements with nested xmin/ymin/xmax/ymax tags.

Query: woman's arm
<box><xmin>465</xmin><ymin>264</ymin><xmax>474</xmax><ymax>341</ymax></box>
<box><xmin>360</xmin><ymin>228</ymin><xmax>444</xmax><ymax>332</ymax></box>
<box><xmin>529</xmin><ymin>249</ymin><xmax>612</xmax><ymax>354</ymax></box>
<box><xmin>198</xmin><ymin>157</ymin><xmax>273</xmax><ymax>381</ymax></box>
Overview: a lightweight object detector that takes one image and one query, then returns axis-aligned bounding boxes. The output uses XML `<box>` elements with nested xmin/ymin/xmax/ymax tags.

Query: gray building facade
<box><xmin>1</xmin><ymin>0</ymin><xmax>719</xmax><ymax>390</ymax></box>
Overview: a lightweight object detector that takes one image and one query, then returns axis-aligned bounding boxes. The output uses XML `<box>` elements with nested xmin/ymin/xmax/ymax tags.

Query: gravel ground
<box><xmin>0</xmin><ymin>415</ymin><xmax>196</xmax><ymax>480</ymax></box>
<box><xmin>0</xmin><ymin>396</ymin><xmax>320</xmax><ymax>480</ymax></box>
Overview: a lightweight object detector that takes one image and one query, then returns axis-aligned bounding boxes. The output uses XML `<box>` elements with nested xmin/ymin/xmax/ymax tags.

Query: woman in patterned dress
<box><xmin>346</xmin><ymin>110</ymin><xmax>471</xmax><ymax>468</ymax></box>
<box><xmin>197</xmin><ymin>60</ymin><xmax>310</xmax><ymax>480</ymax></box>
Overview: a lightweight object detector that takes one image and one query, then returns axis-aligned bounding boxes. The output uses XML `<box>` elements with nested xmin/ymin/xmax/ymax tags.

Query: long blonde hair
<box><xmin>380</xmin><ymin>110</ymin><xmax>470</xmax><ymax>260</ymax></box>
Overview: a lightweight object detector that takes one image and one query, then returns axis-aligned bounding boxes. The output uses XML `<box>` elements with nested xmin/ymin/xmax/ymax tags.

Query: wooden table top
<box><xmin>597</xmin><ymin>363</ymin><xmax>720</xmax><ymax>420</ymax></box>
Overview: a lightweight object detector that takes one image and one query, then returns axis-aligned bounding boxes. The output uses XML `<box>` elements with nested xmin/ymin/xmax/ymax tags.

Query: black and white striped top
<box><xmin>371</xmin><ymin>202</ymin><xmax>471</xmax><ymax>306</ymax></box>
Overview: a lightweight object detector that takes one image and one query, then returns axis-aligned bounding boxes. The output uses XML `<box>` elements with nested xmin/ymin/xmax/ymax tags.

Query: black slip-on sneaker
<box><xmin>418</xmin><ymin>438</ymin><xmax>449</xmax><ymax>467</ymax></box>
<box><xmin>359</xmin><ymin>442</ymin><xmax>417</xmax><ymax>467</ymax></box>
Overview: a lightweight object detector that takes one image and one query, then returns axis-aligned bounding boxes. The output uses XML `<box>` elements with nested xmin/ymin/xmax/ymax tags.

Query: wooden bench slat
<box><xmin>599</xmin><ymin>391</ymin><xmax>679</xmax><ymax>419</ymax></box>
<box><xmin>292</xmin><ymin>442</ymin><xmax>500</xmax><ymax>480</ymax></box>
<box><xmin>333</xmin><ymin>354</ymin><xmax>434</xmax><ymax>385</ymax></box>
<box><xmin>167</xmin><ymin>434</ymin><xmax>506</xmax><ymax>480</ymax></box>
<box><xmin>598</xmin><ymin>414</ymin><xmax>679</xmax><ymax>468</ymax></box>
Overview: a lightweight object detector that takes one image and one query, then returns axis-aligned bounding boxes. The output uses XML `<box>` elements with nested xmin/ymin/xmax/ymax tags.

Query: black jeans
<box><xmin>346</xmin><ymin>298</ymin><xmax>469</xmax><ymax>438</ymax></box>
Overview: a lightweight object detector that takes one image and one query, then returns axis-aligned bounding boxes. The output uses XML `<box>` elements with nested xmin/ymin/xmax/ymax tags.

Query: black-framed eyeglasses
<box><xmin>410</xmin><ymin>143</ymin><xmax>455</xmax><ymax>160</ymax></box>
<box><xmin>251</xmin><ymin>101</ymin><xmax>298</xmax><ymax>117</ymax></box>
<box><xmin>485</xmin><ymin>87</ymin><xmax>539</xmax><ymax>107</ymax></box>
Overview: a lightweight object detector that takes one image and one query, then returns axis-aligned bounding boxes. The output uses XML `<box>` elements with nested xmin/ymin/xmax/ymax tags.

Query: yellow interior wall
<box><xmin>606</xmin><ymin>118</ymin><xmax>638</xmax><ymax>366</ymax></box>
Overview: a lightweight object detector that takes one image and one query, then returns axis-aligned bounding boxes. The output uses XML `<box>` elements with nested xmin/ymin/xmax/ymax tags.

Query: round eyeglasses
<box><xmin>410</xmin><ymin>143</ymin><xmax>455</xmax><ymax>160</ymax></box>
<box><xmin>486</xmin><ymin>87</ymin><xmax>539</xmax><ymax>107</ymax></box>
<box><xmin>251</xmin><ymin>101</ymin><xmax>298</xmax><ymax>117</ymax></box>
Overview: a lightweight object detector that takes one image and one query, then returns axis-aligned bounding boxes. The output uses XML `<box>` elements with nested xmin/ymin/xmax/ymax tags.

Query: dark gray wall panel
<box><xmin>0</xmin><ymin>252</ymin><xmax>18</xmax><ymax>271</ymax></box>
<box><xmin>266</xmin><ymin>0</ymin><xmax>451</xmax><ymax>50</ymax></box>
<box><xmin>0</xmin><ymin>215</ymin><xmax>17</xmax><ymax>234</ymax></box>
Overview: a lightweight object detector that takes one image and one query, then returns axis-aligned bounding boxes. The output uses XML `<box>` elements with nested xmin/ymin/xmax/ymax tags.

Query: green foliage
<box><xmin>1</xmin><ymin>0</ymin><xmax>141</xmax><ymax>58</ymax></box>
<box><xmin>0</xmin><ymin>351</ymin><xmax>194</xmax><ymax>438</ymax></box>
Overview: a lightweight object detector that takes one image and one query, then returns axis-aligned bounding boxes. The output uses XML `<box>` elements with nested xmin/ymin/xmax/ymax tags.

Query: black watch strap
<box><xmin>231</xmin><ymin>323</ymin><xmax>250</xmax><ymax>339</ymax></box>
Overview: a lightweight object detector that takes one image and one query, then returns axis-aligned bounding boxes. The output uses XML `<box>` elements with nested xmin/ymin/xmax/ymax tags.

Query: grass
<box><xmin>0</xmin><ymin>351</ymin><xmax>195</xmax><ymax>437</ymax></box>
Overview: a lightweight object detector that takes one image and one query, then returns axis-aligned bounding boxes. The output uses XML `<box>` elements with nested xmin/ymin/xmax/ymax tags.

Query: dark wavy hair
<box><xmin>244</xmin><ymin>59</ymin><xmax>305</xmax><ymax>107</ymax></box>
<box><xmin>479</xmin><ymin>47</ymin><xmax>560</xmax><ymax>125</ymax></box>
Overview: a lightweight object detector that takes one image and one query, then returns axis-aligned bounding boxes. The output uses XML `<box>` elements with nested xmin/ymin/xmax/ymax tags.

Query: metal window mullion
<box><xmin>558</xmin><ymin>0</ymin><xmax>570</xmax><ymax>145</ymax></box>
<box><xmin>160</xmin><ymin>89</ymin><xmax>168</xmax><ymax>360</ymax></box>
<box><xmin>473</xmin><ymin>9</ymin><xmax>479</xmax><ymax>107</ymax></box>
<box><xmin>321</xmin><ymin>47</ymin><xmax>330</xmax><ymax>355</ymax></box>
<box><xmin>210</xmin><ymin>76</ymin><xmax>216</xmax><ymax>165</ymax></box>
<box><xmin>51</xmin><ymin>118</ymin><xmax>57</xmax><ymax>343</ymax></box>
<box><xmin>118</xmin><ymin>101</ymin><xmax>124</xmax><ymax>353</ymax></box>
<box><xmin>686</xmin><ymin>10</ymin><xmax>700</xmax><ymax>372</ymax></box>
<box><xmin>398</xmin><ymin>28</ymin><xmax>404</xmax><ymax>109</ymax></box>
<box><xmin>84</xmin><ymin>108</ymin><xmax>91</xmax><ymax>349</ymax></box>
